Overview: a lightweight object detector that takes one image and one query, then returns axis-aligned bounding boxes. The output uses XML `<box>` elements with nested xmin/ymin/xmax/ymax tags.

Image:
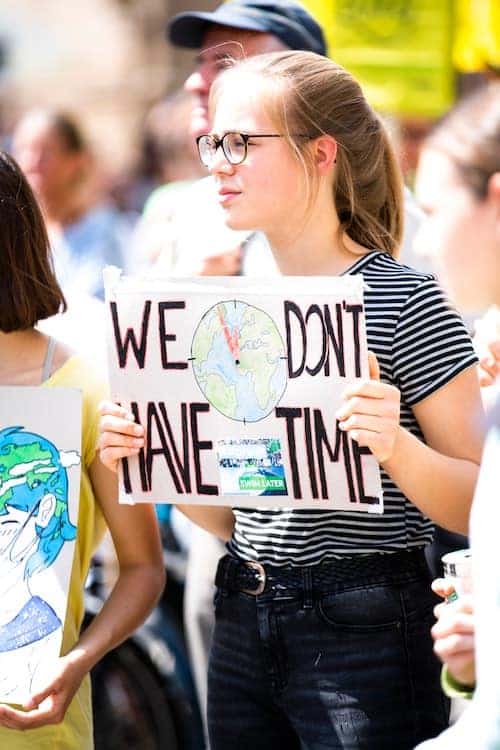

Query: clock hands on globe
<box><xmin>217</xmin><ymin>304</ymin><xmax>240</xmax><ymax>366</ymax></box>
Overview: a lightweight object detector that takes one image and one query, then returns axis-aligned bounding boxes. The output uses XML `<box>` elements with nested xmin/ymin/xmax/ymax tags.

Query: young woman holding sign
<box><xmin>99</xmin><ymin>51</ymin><xmax>484</xmax><ymax>749</ymax></box>
<box><xmin>0</xmin><ymin>150</ymin><xmax>165</xmax><ymax>749</ymax></box>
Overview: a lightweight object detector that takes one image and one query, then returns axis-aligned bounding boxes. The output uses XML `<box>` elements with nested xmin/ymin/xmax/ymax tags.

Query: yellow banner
<box><xmin>304</xmin><ymin>0</ymin><xmax>455</xmax><ymax>117</ymax></box>
<box><xmin>453</xmin><ymin>0</ymin><xmax>500</xmax><ymax>72</ymax></box>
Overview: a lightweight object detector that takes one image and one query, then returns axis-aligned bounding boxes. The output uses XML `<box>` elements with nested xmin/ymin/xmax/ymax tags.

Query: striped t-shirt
<box><xmin>228</xmin><ymin>251</ymin><xmax>478</xmax><ymax>566</ymax></box>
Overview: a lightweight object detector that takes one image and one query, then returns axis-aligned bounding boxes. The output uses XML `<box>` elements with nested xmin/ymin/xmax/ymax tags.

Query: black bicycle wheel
<box><xmin>92</xmin><ymin>639</ymin><xmax>179</xmax><ymax>750</ymax></box>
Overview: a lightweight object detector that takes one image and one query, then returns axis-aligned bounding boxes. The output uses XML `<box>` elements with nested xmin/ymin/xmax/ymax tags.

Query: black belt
<box><xmin>215</xmin><ymin>549</ymin><xmax>429</xmax><ymax>596</ymax></box>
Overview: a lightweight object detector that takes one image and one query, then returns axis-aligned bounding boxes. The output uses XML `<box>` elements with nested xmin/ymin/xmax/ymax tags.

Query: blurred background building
<box><xmin>0</xmin><ymin>0</ymin><xmax>498</xmax><ymax>206</ymax></box>
<box><xmin>0</xmin><ymin>0</ymin><xmax>212</xmax><ymax>177</ymax></box>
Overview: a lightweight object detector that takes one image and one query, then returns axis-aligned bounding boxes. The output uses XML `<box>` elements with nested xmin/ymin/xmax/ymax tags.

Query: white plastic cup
<box><xmin>442</xmin><ymin>548</ymin><xmax>473</xmax><ymax>602</ymax></box>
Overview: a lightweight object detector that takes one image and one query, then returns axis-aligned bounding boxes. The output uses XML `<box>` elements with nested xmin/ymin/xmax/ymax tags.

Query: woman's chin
<box><xmin>222</xmin><ymin>212</ymin><xmax>251</xmax><ymax>232</ymax></box>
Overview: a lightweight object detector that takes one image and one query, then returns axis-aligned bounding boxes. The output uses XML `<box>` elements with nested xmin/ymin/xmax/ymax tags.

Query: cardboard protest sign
<box><xmin>0</xmin><ymin>387</ymin><xmax>81</xmax><ymax>704</ymax></box>
<box><xmin>105</xmin><ymin>269</ymin><xmax>382</xmax><ymax>512</ymax></box>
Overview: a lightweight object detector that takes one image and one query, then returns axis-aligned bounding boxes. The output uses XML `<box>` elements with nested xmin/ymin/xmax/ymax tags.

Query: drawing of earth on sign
<box><xmin>191</xmin><ymin>300</ymin><xmax>287</xmax><ymax>422</ymax></box>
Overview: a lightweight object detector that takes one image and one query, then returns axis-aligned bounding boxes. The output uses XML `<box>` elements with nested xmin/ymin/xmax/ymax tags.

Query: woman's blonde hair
<box><xmin>211</xmin><ymin>50</ymin><xmax>404</xmax><ymax>256</ymax></box>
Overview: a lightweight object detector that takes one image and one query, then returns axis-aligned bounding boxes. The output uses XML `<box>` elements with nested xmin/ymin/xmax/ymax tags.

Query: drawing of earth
<box><xmin>191</xmin><ymin>300</ymin><xmax>287</xmax><ymax>422</ymax></box>
<box><xmin>0</xmin><ymin>438</ymin><xmax>59</xmax><ymax>512</ymax></box>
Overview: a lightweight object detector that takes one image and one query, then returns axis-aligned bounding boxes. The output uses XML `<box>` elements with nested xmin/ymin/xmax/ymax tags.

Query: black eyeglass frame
<box><xmin>196</xmin><ymin>132</ymin><xmax>287</xmax><ymax>168</ymax></box>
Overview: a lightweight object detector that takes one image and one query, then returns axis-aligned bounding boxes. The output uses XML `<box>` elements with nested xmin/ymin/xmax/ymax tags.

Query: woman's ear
<box><xmin>487</xmin><ymin>172</ymin><xmax>500</xmax><ymax>207</ymax></box>
<box><xmin>312</xmin><ymin>135</ymin><xmax>337</xmax><ymax>175</ymax></box>
<box><xmin>487</xmin><ymin>174</ymin><xmax>500</xmax><ymax>236</ymax></box>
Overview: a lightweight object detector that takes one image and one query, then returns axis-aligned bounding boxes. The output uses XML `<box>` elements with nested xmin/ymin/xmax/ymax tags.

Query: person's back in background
<box><xmin>11</xmin><ymin>110</ymin><xmax>132</xmax><ymax>369</ymax></box>
<box><xmin>12</xmin><ymin>109</ymin><xmax>131</xmax><ymax>302</ymax></box>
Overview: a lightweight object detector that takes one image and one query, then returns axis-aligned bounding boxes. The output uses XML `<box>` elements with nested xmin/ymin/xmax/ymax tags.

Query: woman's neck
<box><xmin>42</xmin><ymin>191</ymin><xmax>87</xmax><ymax>229</ymax></box>
<box><xmin>0</xmin><ymin>329</ymin><xmax>49</xmax><ymax>386</ymax></box>
<box><xmin>265</xmin><ymin>187</ymin><xmax>371</xmax><ymax>276</ymax></box>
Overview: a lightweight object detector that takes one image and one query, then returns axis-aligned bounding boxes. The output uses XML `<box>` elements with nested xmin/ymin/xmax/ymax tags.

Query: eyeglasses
<box><xmin>196</xmin><ymin>132</ymin><xmax>284</xmax><ymax>168</ymax></box>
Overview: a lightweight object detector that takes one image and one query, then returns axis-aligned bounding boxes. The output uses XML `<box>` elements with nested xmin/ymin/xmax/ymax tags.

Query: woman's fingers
<box><xmin>99</xmin><ymin>399</ymin><xmax>141</xmax><ymax>424</ymax></box>
<box><xmin>434</xmin><ymin>632</ymin><xmax>475</xmax><ymax>658</ymax></box>
<box><xmin>433</xmin><ymin>591</ymin><xmax>474</xmax><ymax>620</ymax></box>
<box><xmin>341</xmin><ymin>427</ymin><xmax>398</xmax><ymax>463</ymax></box>
<box><xmin>431</xmin><ymin>597</ymin><xmax>476</xmax><ymax>685</ymax></box>
<box><xmin>432</xmin><ymin>611</ymin><xmax>475</xmax><ymax>640</ymax></box>
<box><xmin>338</xmin><ymin>414</ymin><xmax>392</xmax><ymax>433</ymax></box>
<box><xmin>99</xmin><ymin>425</ymin><xmax>144</xmax><ymax>458</ymax></box>
<box><xmin>368</xmin><ymin>350</ymin><xmax>380</xmax><ymax>381</ymax></box>
<box><xmin>99</xmin><ymin>413</ymin><xmax>144</xmax><ymax>439</ymax></box>
<box><xmin>97</xmin><ymin>402</ymin><xmax>145</xmax><ymax>472</ymax></box>
<box><xmin>99</xmin><ymin>443</ymin><xmax>140</xmax><ymax>473</ymax></box>
<box><xmin>339</xmin><ymin>383</ymin><xmax>400</xmax><ymax>419</ymax></box>
<box><xmin>431</xmin><ymin>577</ymin><xmax>454</xmax><ymax>599</ymax></box>
<box><xmin>336</xmin><ymin>375</ymin><xmax>401</xmax><ymax>463</ymax></box>
<box><xmin>99</xmin><ymin>399</ymin><xmax>130</xmax><ymax>418</ymax></box>
<box><xmin>341</xmin><ymin>380</ymin><xmax>388</xmax><ymax>401</ymax></box>
<box><xmin>99</xmin><ymin>432</ymin><xmax>144</xmax><ymax>455</ymax></box>
<box><xmin>478</xmin><ymin>353</ymin><xmax>499</xmax><ymax>386</ymax></box>
<box><xmin>434</xmin><ymin>634</ymin><xmax>476</xmax><ymax>686</ymax></box>
<box><xmin>337</xmin><ymin>395</ymin><xmax>390</xmax><ymax>420</ymax></box>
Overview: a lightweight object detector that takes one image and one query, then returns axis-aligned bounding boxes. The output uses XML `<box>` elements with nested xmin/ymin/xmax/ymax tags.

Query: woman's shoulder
<box><xmin>360</xmin><ymin>250</ymin><xmax>436</xmax><ymax>283</ymax></box>
<box><xmin>357</xmin><ymin>252</ymin><xmax>442</xmax><ymax>308</ymax></box>
<box><xmin>46</xmin><ymin>348</ymin><xmax>108</xmax><ymax>404</ymax></box>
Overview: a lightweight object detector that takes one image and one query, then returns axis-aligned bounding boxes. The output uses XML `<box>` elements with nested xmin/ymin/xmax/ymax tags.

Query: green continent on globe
<box><xmin>0</xmin><ymin>441</ymin><xmax>53</xmax><ymax>511</ymax></box>
<box><xmin>203</xmin><ymin>373</ymin><xmax>238</xmax><ymax>418</ymax></box>
<box><xmin>191</xmin><ymin>309</ymin><xmax>219</xmax><ymax>367</ymax></box>
<box><xmin>238</xmin><ymin>307</ymin><xmax>283</xmax><ymax>410</ymax></box>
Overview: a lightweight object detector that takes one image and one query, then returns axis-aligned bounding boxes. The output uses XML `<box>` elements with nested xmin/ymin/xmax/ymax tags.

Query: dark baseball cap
<box><xmin>168</xmin><ymin>0</ymin><xmax>327</xmax><ymax>57</ymax></box>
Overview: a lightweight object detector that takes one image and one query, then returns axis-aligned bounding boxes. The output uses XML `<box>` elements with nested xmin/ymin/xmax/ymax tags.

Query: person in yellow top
<box><xmin>0</xmin><ymin>149</ymin><xmax>165</xmax><ymax>749</ymax></box>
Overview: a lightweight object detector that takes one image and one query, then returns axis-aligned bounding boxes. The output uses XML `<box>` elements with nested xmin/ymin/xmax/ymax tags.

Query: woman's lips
<box><xmin>218</xmin><ymin>188</ymin><xmax>241</xmax><ymax>206</ymax></box>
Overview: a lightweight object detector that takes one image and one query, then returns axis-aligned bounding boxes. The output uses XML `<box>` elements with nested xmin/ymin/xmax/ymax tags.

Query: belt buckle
<box><xmin>242</xmin><ymin>561</ymin><xmax>266</xmax><ymax>595</ymax></box>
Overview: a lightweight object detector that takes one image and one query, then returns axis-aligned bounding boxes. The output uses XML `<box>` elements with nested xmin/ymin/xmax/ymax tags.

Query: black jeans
<box><xmin>208</xmin><ymin>550</ymin><xmax>449</xmax><ymax>750</ymax></box>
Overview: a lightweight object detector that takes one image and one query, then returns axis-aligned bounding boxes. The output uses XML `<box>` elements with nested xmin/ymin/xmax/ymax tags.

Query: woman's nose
<box><xmin>208</xmin><ymin>147</ymin><xmax>235</xmax><ymax>176</ymax></box>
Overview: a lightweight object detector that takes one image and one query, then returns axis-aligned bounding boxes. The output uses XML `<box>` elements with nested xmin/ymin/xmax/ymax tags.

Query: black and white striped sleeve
<box><xmin>391</xmin><ymin>276</ymin><xmax>478</xmax><ymax>406</ymax></box>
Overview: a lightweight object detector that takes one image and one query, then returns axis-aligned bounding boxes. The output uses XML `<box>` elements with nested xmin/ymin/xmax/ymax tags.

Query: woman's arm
<box><xmin>68</xmin><ymin>455</ymin><xmax>165</xmax><ymax>670</ymax></box>
<box><xmin>337</xmin><ymin>354</ymin><xmax>484</xmax><ymax>534</ymax></box>
<box><xmin>0</xmin><ymin>455</ymin><xmax>165</xmax><ymax>730</ymax></box>
<box><xmin>384</xmin><ymin>365</ymin><xmax>483</xmax><ymax>533</ymax></box>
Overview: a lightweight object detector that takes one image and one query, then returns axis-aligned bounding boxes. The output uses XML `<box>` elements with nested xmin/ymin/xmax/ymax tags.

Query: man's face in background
<box><xmin>184</xmin><ymin>25</ymin><xmax>287</xmax><ymax>138</ymax></box>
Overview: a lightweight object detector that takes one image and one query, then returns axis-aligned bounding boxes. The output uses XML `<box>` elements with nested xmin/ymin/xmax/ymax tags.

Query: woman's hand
<box><xmin>477</xmin><ymin>340</ymin><xmax>500</xmax><ymax>387</ymax></box>
<box><xmin>336</xmin><ymin>352</ymin><xmax>401</xmax><ymax>463</ymax></box>
<box><xmin>98</xmin><ymin>400</ymin><xmax>145</xmax><ymax>473</ymax></box>
<box><xmin>0</xmin><ymin>652</ymin><xmax>87</xmax><ymax>730</ymax></box>
<box><xmin>199</xmin><ymin>244</ymin><xmax>242</xmax><ymax>276</ymax></box>
<box><xmin>473</xmin><ymin>307</ymin><xmax>500</xmax><ymax>388</ymax></box>
<box><xmin>431</xmin><ymin>578</ymin><xmax>476</xmax><ymax>688</ymax></box>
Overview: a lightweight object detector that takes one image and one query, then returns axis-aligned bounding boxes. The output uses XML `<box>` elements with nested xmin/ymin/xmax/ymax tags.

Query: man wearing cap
<box><xmin>171</xmin><ymin>0</ymin><xmax>326</xmax><ymax>137</ymax></box>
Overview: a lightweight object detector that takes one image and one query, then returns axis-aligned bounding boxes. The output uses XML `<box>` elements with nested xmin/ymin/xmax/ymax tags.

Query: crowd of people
<box><xmin>0</xmin><ymin>1</ymin><xmax>499</xmax><ymax>749</ymax></box>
